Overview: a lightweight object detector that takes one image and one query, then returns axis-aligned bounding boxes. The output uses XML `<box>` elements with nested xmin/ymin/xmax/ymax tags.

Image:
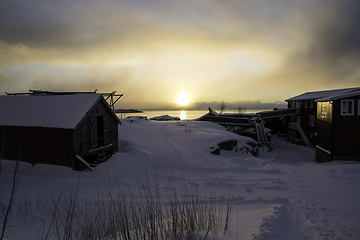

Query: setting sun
<box><xmin>176</xmin><ymin>94</ymin><xmax>190</xmax><ymax>105</ymax></box>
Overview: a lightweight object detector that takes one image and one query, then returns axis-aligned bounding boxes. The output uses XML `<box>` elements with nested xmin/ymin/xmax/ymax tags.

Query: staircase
<box><xmin>251</xmin><ymin>118</ymin><xmax>270</xmax><ymax>148</ymax></box>
<box><xmin>288</xmin><ymin>122</ymin><xmax>311</xmax><ymax>147</ymax></box>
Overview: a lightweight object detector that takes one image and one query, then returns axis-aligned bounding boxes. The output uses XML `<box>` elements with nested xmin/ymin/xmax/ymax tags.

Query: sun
<box><xmin>176</xmin><ymin>94</ymin><xmax>190</xmax><ymax>105</ymax></box>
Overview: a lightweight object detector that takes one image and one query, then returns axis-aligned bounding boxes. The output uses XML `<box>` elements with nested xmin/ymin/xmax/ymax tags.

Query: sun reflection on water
<box><xmin>180</xmin><ymin>110</ymin><xmax>186</xmax><ymax>120</ymax></box>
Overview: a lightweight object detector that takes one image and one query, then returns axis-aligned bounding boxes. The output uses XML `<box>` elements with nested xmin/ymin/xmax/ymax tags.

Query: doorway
<box><xmin>97</xmin><ymin>116</ymin><xmax>105</xmax><ymax>147</ymax></box>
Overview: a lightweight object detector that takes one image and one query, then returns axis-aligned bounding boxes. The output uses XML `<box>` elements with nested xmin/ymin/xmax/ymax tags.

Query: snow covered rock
<box><xmin>150</xmin><ymin>115</ymin><xmax>180</xmax><ymax>121</ymax></box>
<box><xmin>210</xmin><ymin>139</ymin><xmax>259</xmax><ymax>156</ymax></box>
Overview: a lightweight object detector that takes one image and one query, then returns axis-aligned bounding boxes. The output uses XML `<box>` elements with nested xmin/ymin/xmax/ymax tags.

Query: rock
<box><xmin>150</xmin><ymin>115</ymin><xmax>180</xmax><ymax>121</ymax></box>
<box><xmin>211</xmin><ymin>148</ymin><xmax>220</xmax><ymax>155</ymax></box>
<box><xmin>218</xmin><ymin>140</ymin><xmax>238</xmax><ymax>150</ymax></box>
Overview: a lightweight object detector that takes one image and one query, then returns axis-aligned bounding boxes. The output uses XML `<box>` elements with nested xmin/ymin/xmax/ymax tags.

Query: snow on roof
<box><xmin>315</xmin><ymin>89</ymin><xmax>360</xmax><ymax>102</ymax></box>
<box><xmin>285</xmin><ymin>87</ymin><xmax>360</xmax><ymax>101</ymax></box>
<box><xmin>0</xmin><ymin>94</ymin><xmax>102</xmax><ymax>129</ymax></box>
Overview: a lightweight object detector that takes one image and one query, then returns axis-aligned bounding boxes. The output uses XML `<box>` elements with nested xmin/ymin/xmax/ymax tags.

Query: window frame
<box><xmin>341</xmin><ymin>99</ymin><xmax>354</xmax><ymax>116</ymax></box>
<box><xmin>310</xmin><ymin>100</ymin><xmax>314</xmax><ymax>108</ymax></box>
<box><xmin>310</xmin><ymin>115</ymin><xmax>315</xmax><ymax>126</ymax></box>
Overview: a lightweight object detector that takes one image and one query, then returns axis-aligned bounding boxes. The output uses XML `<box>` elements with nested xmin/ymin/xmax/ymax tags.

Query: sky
<box><xmin>1</xmin><ymin>0</ymin><xmax>360</xmax><ymax>109</ymax></box>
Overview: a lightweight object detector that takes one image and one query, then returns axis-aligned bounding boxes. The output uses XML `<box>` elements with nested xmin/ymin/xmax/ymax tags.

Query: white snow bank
<box><xmin>1</xmin><ymin>118</ymin><xmax>360</xmax><ymax>240</ymax></box>
<box><xmin>150</xmin><ymin>114</ymin><xmax>180</xmax><ymax>121</ymax></box>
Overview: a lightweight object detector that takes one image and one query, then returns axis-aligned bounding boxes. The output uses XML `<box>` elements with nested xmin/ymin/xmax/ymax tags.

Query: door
<box><xmin>97</xmin><ymin>116</ymin><xmax>105</xmax><ymax>147</ymax></box>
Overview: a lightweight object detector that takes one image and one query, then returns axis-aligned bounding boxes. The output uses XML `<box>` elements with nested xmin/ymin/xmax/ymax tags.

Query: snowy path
<box><xmin>116</xmin><ymin>120</ymin><xmax>360</xmax><ymax>239</ymax></box>
<box><xmin>272</xmin><ymin>137</ymin><xmax>356</xmax><ymax>240</ymax></box>
<box><xmin>1</xmin><ymin>119</ymin><xmax>360</xmax><ymax>240</ymax></box>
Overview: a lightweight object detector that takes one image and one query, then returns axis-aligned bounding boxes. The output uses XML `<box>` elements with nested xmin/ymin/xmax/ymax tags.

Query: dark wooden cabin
<box><xmin>285</xmin><ymin>87</ymin><xmax>360</xmax><ymax>147</ymax></box>
<box><xmin>0</xmin><ymin>93</ymin><xmax>121</xmax><ymax>170</ymax></box>
<box><xmin>315</xmin><ymin>90</ymin><xmax>360</xmax><ymax>162</ymax></box>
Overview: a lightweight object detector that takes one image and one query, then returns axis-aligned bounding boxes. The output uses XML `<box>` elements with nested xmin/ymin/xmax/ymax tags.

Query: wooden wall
<box><xmin>0</xmin><ymin>97</ymin><xmax>120</xmax><ymax>170</ymax></box>
<box><xmin>0</xmin><ymin>126</ymin><xmax>75</xmax><ymax>168</ymax></box>
<box><xmin>74</xmin><ymin>99</ymin><xmax>119</xmax><ymax>159</ymax></box>
<box><xmin>332</xmin><ymin>96</ymin><xmax>360</xmax><ymax>159</ymax></box>
<box><xmin>316</xmin><ymin>96</ymin><xmax>360</xmax><ymax>161</ymax></box>
<box><xmin>316</xmin><ymin>101</ymin><xmax>333</xmax><ymax>155</ymax></box>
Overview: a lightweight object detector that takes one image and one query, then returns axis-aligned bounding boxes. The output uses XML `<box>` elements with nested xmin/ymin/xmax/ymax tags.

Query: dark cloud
<box><xmin>0</xmin><ymin>0</ymin><xmax>359</xmax><ymax>106</ymax></box>
<box><xmin>280</xmin><ymin>0</ymin><xmax>360</xmax><ymax>84</ymax></box>
<box><xmin>0</xmin><ymin>0</ymin><xmax>75</xmax><ymax>47</ymax></box>
<box><xmin>317</xmin><ymin>1</ymin><xmax>360</xmax><ymax>59</ymax></box>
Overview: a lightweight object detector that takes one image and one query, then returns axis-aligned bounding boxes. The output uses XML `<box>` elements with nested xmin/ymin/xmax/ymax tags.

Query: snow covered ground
<box><xmin>1</xmin><ymin>118</ymin><xmax>360</xmax><ymax>239</ymax></box>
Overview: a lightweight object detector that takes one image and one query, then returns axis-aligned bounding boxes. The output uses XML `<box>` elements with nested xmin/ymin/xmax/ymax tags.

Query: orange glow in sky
<box><xmin>0</xmin><ymin>0</ymin><xmax>359</xmax><ymax>109</ymax></box>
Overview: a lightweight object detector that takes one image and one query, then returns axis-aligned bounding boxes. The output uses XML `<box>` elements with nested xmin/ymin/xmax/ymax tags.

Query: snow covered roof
<box><xmin>285</xmin><ymin>87</ymin><xmax>360</xmax><ymax>101</ymax></box>
<box><xmin>0</xmin><ymin>94</ymin><xmax>105</xmax><ymax>129</ymax></box>
<box><xmin>315</xmin><ymin>89</ymin><xmax>360</xmax><ymax>102</ymax></box>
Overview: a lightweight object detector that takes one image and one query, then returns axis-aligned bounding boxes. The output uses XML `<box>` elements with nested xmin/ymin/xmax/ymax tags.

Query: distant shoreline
<box><xmin>115</xmin><ymin>108</ymin><xmax>282</xmax><ymax>112</ymax></box>
<box><xmin>114</xmin><ymin>109</ymin><xmax>143</xmax><ymax>113</ymax></box>
<box><xmin>114</xmin><ymin>108</ymin><xmax>277</xmax><ymax>120</ymax></box>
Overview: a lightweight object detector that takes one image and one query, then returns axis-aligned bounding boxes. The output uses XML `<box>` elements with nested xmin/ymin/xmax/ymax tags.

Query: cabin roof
<box><xmin>315</xmin><ymin>89</ymin><xmax>360</xmax><ymax>102</ymax></box>
<box><xmin>285</xmin><ymin>87</ymin><xmax>360</xmax><ymax>101</ymax></box>
<box><xmin>0</xmin><ymin>94</ymin><xmax>114</xmax><ymax>129</ymax></box>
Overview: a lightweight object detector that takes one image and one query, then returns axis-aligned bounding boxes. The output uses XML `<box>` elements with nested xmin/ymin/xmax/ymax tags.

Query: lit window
<box><xmin>321</xmin><ymin>103</ymin><xmax>327</xmax><ymax>118</ymax></box>
<box><xmin>310</xmin><ymin>115</ymin><xmax>315</xmax><ymax>126</ymax></box>
<box><xmin>341</xmin><ymin>100</ymin><xmax>354</xmax><ymax>116</ymax></box>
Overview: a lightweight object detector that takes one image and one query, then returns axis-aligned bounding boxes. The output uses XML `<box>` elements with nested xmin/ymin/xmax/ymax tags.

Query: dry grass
<box><xmin>40</xmin><ymin>175</ymin><xmax>233</xmax><ymax>240</ymax></box>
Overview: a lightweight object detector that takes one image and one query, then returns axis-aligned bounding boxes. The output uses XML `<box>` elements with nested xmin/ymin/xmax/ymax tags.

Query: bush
<box><xmin>40</xmin><ymin>175</ymin><xmax>233</xmax><ymax>240</ymax></box>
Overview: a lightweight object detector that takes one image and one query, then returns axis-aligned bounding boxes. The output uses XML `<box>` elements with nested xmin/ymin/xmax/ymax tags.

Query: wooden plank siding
<box><xmin>0</xmin><ymin>94</ymin><xmax>120</xmax><ymax>170</ymax></box>
<box><xmin>286</xmin><ymin>100</ymin><xmax>317</xmax><ymax>145</ymax></box>
<box><xmin>74</xmin><ymin>99</ymin><xmax>119</xmax><ymax>159</ymax></box>
<box><xmin>0</xmin><ymin>126</ymin><xmax>75</xmax><ymax>168</ymax></box>
<box><xmin>316</xmin><ymin>102</ymin><xmax>333</xmax><ymax>162</ymax></box>
<box><xmin>316</xmin><ymin>95</ymin><xmax>360</xmax><ymax>162</ymax></box>
<box><xmin>332</xmin><ymin>96</ymin><xmax>360</xmax><ymax>159</ymax></box>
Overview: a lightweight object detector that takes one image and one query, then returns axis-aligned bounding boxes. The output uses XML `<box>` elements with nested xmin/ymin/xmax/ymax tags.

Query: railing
<box><xmin>288</xmin><ymin>122</ymin><xmax>310</xmax><ymax>147</ymax></box>
<box><xmin>257</xmin><ymin>108</ymin><xmax>300</xmax><ymax>119</ymax></box>
<box><xmin>251</xmin><ymin>118</ymin><xmax>270</xmax><ymax>147</ymax></box>
<box><xmin>250</xmin><ymin>119</ymin><xmax>261</xmax><ymax>145</ymax></box>
<box><xmin>198</xmin><ymin>115</ymin><xmax>251</xmax><ymax>126</ymax></box>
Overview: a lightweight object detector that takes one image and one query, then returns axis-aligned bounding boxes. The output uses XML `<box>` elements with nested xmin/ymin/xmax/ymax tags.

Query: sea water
<box><xmin>116</xmin><ymin>109</ymin><xmax>272</xmax><ymax>120</ymax></box>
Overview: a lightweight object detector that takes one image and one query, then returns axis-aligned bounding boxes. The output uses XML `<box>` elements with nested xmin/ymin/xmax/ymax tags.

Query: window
<box><xmin>304</xmin><ymin>101</ymin><xmax>308</xmax><ymax>108</ymax></box>
<box><xmin>341</xmin><ymin>100</ymin><xmax>354</xmax><ymax>116</ymax></box>
<box><xmin>310</xmin><ymin>101</ymin><xmax>314</xmax><ymax>108</ymax></box>
<box><xmin>321</xmin><ymin>103</ymin><xmax>327</xmax><ymax>118</ymax></box>
<box><xmin>358</xmin><ymin>99</ymin><xmax>360</xmax><ymax>115</ymax></box>
<box><xmin>310</xmin><ymin>115</ymin><xmax>315</xmax><ymax>126</ymax></box>
<box><xmin>291</xmin><ymin>115</ymin><xmax>295</xmax><ymax>123</ymax></box>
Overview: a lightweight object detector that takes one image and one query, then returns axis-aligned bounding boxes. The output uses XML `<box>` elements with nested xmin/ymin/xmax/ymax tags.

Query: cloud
<box><xmin>269</xmin><ymin>1</ymin><xmax>360</xmax><ymax>83</ymax></box>
<box><xmin>0</xmin><ymin>72</ymin><xmax>10</xmax><ymax>83</ymax></box>
<box><xmin>0</xmin><ymin>0</ymin><xmax>359</xmax><ymax>105</ymax></box>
